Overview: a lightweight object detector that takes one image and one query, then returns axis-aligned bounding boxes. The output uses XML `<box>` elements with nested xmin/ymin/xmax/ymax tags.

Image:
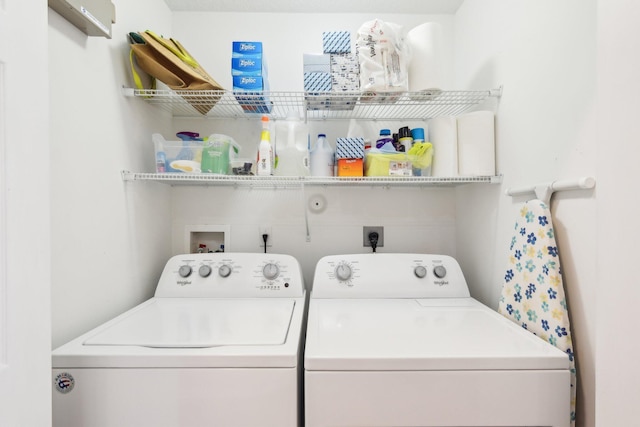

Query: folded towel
<box><xmin>498</xmin><ymin>199</ymin><xmax>576</xmax><ymax>425</ymax></box>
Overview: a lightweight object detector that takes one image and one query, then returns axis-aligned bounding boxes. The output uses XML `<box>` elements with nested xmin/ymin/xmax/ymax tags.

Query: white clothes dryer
<box><xmin>53</xmin><ymin>253</ymin><xmax>306</xmax><ymax>427</ymax></box>
<box><xmin>304</xmin><ymin>253</ymin><xmax>571</xmax><ymax>427</ymax></box>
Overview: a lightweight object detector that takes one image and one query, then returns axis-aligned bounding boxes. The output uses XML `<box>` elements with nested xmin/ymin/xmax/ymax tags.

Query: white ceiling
<box><xmin>163</xmin><ymin>0</ymin><xmax>464</xmax><ymax>14</ymax></box>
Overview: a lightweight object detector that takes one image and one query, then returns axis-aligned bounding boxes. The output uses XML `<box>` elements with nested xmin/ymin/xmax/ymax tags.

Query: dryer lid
<box><xmin>83</xmin><ymin>298</ymin><xmax>295</xmax><ymax>348</ymax></box>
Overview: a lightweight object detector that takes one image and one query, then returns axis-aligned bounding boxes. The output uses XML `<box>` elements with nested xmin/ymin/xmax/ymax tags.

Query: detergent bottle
<box><xmin>274</xmin><ymin>112</ymin><xmax>309</xmax><ymax>176</ymax></box>
<box><xmin>256</xmin><ymin>115</ymin><xmax>273</xmax><ymax>176</ymax></box>
<box><xmin>201</xmin><ymin>134</ymin><xmax>240</xmax><ymax>174</ymax></box>
<box><xmin>375</xmin><ymin>129</ymin><xmax>394</xmax><ymax>151</ymax></box>
<box><xmin>309</xmin><ymin>134</ymin><xmax>334</xmax><ymax>177</ymax></box>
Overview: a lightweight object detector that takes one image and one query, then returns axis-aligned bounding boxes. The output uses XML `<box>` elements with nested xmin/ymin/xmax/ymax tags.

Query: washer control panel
<box><xmin>312</xmin><ymin>253</ymin><xmax>470</xmax><ymax>299</ymax></box>
<box><xmin>155</xmin><ymin>253</ymin><xmax>304</xmax><ymax>298</ymax></box>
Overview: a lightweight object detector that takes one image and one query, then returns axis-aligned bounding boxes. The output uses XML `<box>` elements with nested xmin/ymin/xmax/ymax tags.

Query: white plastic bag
<box><xmin>356</xmin><ymin>19</ymin><xmax>409</xmax><ymax>97</ymax></box>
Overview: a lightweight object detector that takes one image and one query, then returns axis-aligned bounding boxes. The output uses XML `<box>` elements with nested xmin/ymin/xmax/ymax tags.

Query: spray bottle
<box><xmin>256</xmin><ymin>115</ymin><xmax>273</xmax><ymax>176</ymax></box>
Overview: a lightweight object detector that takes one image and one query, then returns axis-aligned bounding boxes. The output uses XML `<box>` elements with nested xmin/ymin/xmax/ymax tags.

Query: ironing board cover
<box><xmin>498</xmin><ymin>199</ymin><xmax>576</xmax><ymax>425</ymax></box>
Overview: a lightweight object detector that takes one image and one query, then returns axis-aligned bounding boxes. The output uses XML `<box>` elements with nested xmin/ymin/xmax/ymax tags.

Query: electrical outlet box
<box><xmin>363</xmin><ymin>226</ymin><xmax>384</xmax><ymax>248</ymax></box>
<box><xmin>185</xmin><ymin>225</ymin><xmax>230</xmax><ymax>254</ymax></box>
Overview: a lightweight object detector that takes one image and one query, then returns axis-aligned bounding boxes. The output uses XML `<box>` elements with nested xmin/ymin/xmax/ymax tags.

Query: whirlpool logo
<box><xmin>177</xmin><ymin>280</ymin><xmax>191</xmax><ymax>286</ymax></box>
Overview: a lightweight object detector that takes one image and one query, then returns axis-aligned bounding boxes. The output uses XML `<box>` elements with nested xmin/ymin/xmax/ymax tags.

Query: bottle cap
<box><xmin>318</xmin><ymin>133</ymin><xmax>326</xmax><ymax>137</ymax></box>
<box><xmin>411</xmin><ymin>127</ymin><xmax>425</xmax><ymax>141</ymax></box>
<box><xmin>380</xmin><ymin>129</ymin><xmax>391</xmax><ymax>136</ymax></box>
<box><xmin>399</xmin><ymin>126</ymin><xmax>411</xmax><ymax>138</ymax></box>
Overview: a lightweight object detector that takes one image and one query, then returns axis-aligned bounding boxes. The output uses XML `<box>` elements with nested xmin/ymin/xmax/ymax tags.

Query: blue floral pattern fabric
<box><xmin>498</xmin><ymin>199</ymin><xmax>576</xmax><ymax>425</ymax></box>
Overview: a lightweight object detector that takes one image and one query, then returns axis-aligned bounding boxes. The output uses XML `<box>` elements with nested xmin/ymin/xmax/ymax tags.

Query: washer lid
<box><xmin>304</xmin><ymin>298</ymin><xmax>570</xmax><ymax>371</ymax></box>
<box><xmin>83</xmin><ymin>298</ymin><xmax>295</xmax><ymax>348</ymax></box>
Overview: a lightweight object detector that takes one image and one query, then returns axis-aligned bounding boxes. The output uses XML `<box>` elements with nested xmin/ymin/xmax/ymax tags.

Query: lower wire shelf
<box><xmin>121</xmin><ymin>171</ymin><xmax>502</xmax><ymax>188</ymax></box>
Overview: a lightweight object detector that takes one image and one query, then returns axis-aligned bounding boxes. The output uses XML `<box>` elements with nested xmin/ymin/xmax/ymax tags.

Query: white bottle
<box><xmin>274</xmin><ymin>112</ymin><xmax>310</xmax><ymax>176</ymax></box>
<box><xmin>310</xmin><ymin>134</ymin><xmax>334</xmax><ymax>177</ymax></box>
<box><xmin>256</xmin><ymin>115</ymin><xmax>273</xmax><ymax>176</ymax></box>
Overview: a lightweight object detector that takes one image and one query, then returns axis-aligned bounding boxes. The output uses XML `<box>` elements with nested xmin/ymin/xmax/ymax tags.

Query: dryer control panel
<box><xmin>154</xmin><ymin>253</ymin><xmax>304</xmax><ymax>298</ymax></box>
<box><xmin>311</xmin><ymin>253</ymin><xmax>470</xmax><ymax>299</ymax></box>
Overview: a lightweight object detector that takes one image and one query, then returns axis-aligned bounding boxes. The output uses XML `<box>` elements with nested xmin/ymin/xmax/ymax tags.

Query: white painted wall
<box><xmin>49</xmin><ymin>0</ymin><xmax>175</xmax><ymax>348</ymax></box>
<box><xmin>596</xmin><ymin>0</ymin><xmax>640</xmax><ymax>424</ymax></box>
<box><xmin>454</xmin><ymin>2</ymin><xmax>597</xmax><ymax>427</ymax></box>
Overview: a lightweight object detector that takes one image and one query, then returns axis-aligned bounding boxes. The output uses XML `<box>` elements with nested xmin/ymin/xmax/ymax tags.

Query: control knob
<box><xmin>218</xmin><ymin>264</ymin><xmax>232</xmax><ymax>278</ymax></box>
<box><xmin>414</xmin><ymin>265</ymin><xmax>427</xmax><ymax>278</ymax></box>
<box><xmin>335</xmin><ymin>263</ymin><xmax>353</xmax><ymax>282</ymax></box>
<box><xmin>263</xmin><ymin>263</ymin><xmax>280</xmax><ymax>280</ymax></box>
<box><xmin>433</xmin><ymin>265</ymin><xmax>447</xmax><ymax>279</ymax></box>
<box><xmin>198</xmin><ymin>265</ymin><xmax>212</xmax><ymax>278</ymax></box>
<box><xmin>178</xmin><ymin>265</ymin><xmax>192</xmax><ymax>278</ymax></box>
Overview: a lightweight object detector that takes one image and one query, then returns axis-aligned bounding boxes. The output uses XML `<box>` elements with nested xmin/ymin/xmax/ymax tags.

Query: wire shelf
<box><xmin>121</xmin><ymin>171</ymin><xmax>502</xmax><ymax>188</ymax></box>
<box><xmin>123</xmin><ymin>87</ymin><xmax>502</xmax><ymax>121</ymax></box>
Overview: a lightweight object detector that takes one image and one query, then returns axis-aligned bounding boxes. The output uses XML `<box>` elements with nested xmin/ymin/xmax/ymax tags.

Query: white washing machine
<box><xmin>305</xmin><ymin>253</ymin><xmax>571</xmax><ymax>427</ymax></box>
<box><xmin>52</xmin><ymin>253</ymin><xmax>306</xmax><ymax>427</ymax></box>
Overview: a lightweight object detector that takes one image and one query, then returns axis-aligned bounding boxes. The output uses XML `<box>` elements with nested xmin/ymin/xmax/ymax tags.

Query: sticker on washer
<box><xmin>54</xmin><ymin>372</ymin><xmax>75</xmax><ymax>394</ymax></box>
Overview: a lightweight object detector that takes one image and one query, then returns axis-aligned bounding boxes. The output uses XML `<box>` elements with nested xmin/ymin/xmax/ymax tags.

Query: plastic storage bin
<box><xmin>153</xmin><ymin>133</ymin><xmax>203</xmax><ymax>173</ymax></box>
<box><xmin>364</xmin><ymin>145</ymin><xmax>433</xmax><ymax>177</ymax></box>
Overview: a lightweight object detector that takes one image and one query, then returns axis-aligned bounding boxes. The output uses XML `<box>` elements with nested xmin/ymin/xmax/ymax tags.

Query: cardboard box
<box><xmin>336</xmin><ymin>137</ymin><xmax>364</xmax><ymax>159</ymax></box>
<box><xmin>232</xmin><ymin>41</ymin><xmax>263</xmax><ymax>56</ymax></box>
<box><xmin>231</xmin><ymin>56</ymin><xmax>264</xmax><ymax>76</ymax></box>
<box><xmin>336</xmin><ymin>138</ymin><xmax>364</xmax><ymax>177</ymax></box>
<box><xmin>337</xmin><ymin>158</ymin><xmax>363</xmax><ymax>177</ymax></box>
<box><xmin>323</xmin><ymin>31</ymin><xmax>351</xmax><ymax>54</ymax></box>
<box><xmin>231</xmin><ymin>41</ymin><xmax>268</xmax><ymax>77</ymax></box>
<box><xmin>232</xmin><ymin>76</ymin><xmax>272</xmax><ymax>114</ymax></box>
<box><xmin>303</xmin><ymin>53</ymin><xmax>331</xmax><ymax>73</ymax></box>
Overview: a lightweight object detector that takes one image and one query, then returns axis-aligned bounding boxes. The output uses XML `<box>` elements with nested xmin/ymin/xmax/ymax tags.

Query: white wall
<box><xmin>454</xmin><ymin>2</ymin><xmax>597</xmax><ymax>427</ymax></box>
<box><xmin>49</xmin><ymin>0</ymin><xmax>175</xmax><ymax>348</ymax></box>
<box><xmin>596</xmin><ymin>0</ymin><xmax>640</xmax><ymax>424</ymax></box>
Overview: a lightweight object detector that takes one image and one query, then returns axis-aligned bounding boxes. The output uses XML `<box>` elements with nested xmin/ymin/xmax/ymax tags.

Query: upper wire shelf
<box><xmin>121</xmin><ymin>171</ymin><xmax>502</xmax><ymax>188</ymax></box>
<box><xmin>123</xmin><ymin>87</ymin><xmax>502</xmax><ymax>121</ymax></box>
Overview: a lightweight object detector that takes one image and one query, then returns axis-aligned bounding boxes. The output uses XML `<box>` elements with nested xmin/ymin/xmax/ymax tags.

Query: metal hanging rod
<box><xmin>505</xmin><ymin>176</ymin><xmax>595</xmax><ymax>204</ymax></box>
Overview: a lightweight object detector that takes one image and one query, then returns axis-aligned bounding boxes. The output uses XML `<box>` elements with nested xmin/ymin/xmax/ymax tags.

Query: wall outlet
<box><xmin>363</xmin><ymin>226</ymin><xmax>384</xmax><ymax>247</ymax></box>
<box><xmin>259</xmin><ymin>226</ymin><xmax>273</xmax><ymax>249</ymax></box>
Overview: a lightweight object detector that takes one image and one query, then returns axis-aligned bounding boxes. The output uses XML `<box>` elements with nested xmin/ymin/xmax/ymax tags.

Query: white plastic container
<box><xmin>274</xmin><ymin>112</ymin><xmax>310</xmax><ymax>176</ymax></box>
<box><xmin>309</xmin><ymin>134</ymin><xmax>334</xmax><ymax>177</ymax></box>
